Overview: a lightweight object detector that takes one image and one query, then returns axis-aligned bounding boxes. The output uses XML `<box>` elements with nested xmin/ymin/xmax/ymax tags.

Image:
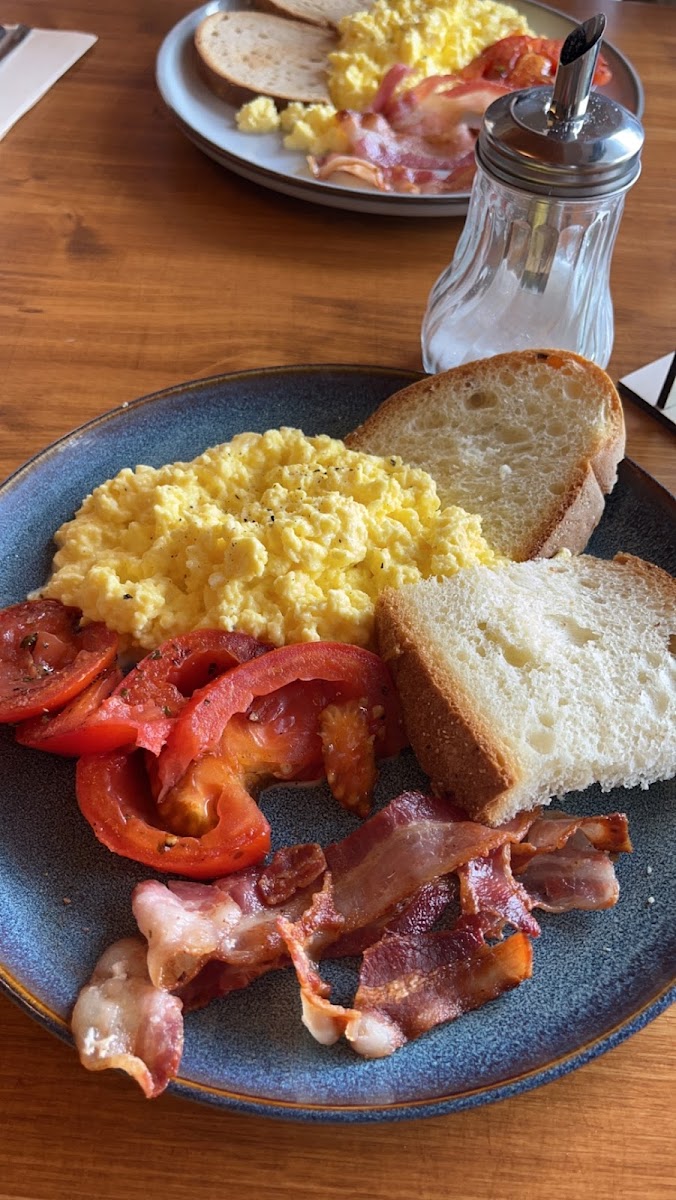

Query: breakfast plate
<box><xmin>155</xmin><ymin>0</ymin><xmax>644</xmax><ymax>217</ymax></box>
<box><xmin>0</xmin><ymin>365</ymin><xmax>674</xmax><ymax>1121</ymax></box>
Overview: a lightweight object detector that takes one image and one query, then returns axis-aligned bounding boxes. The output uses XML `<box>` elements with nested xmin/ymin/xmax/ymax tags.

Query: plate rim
<box><xmin>1</xmin><ymin>959</ymin><xmax>674</xmax><ymax>1121</ymax></box>
<box><xmin>1</xmin><ymin>363</ymin><xmax>673</xmax><ymax>1122</ymax></box>
<box><xmin>154</xmin><ymin>0</ymin><xmax>644</xmax><ymax>217</ymax></box>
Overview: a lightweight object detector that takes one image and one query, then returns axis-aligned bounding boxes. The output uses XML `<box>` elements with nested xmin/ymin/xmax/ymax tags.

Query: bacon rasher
<box><xmin>278</xmin><ymin>914</ymin><xmax>533</xmax><ymax>1058</ymax></box>
<box><xmin>309</xmin><ymin>67</ymin><xmax>508</xmax><ymax>195</ymax></box>
<box><xmin>71</xmin><ymin>794</ymin><xmax>631</xmax><ymax>1095</ymax></box>
<box><xmin>71</xmin><ymin>938</ymin><xmax>183</xmax><ymax>1099</ymax></box>
<box><xmin>133</xmin><ymin>848</ymin><xmax>326</xmax><ymax>994</ymax></box>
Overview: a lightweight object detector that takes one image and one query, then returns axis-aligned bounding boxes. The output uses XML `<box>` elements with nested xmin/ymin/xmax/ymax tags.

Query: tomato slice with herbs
<box><xmin>0</xmin><ymin>599</ymin><xmax>119</xmax><ymax>723</ymax></box>
<box><xmin>75</xmin><ymin>642</ymin><xmax>407</xmax><ymax>879</ymax></box>
<box><xmin>16</xmin><ymin>628</ymin><xmax>272</xmax><ymax>756</ymax></box>
<box><xmin>15</xmin><ymin>665</ymin><xmax>124</xmax><ymax>753</ymax></box>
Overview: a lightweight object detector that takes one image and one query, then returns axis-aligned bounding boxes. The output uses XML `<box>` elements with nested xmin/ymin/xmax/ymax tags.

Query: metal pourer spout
<box><xmin>547</xmin><ymin>13</ymin><xmax>606</xmax><ymax>127</ymax></box>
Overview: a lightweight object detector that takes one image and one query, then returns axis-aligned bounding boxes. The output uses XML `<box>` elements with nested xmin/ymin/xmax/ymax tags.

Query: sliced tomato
<box><xmin>16</xmin><ymin>629</ymin><xmax>272</xmax><ymax>756</ymax></box>
<box><xmin>462</xmin><ymin>35</ymin><xmax>612</xmax><ymax>89</ymax></box>
<box><xmin>0</xmin><ymin>599</ymin><xmax>119</xmax><ymax>723</ymax></box>
<box><xmin>75</xmin><ymin>642</ymin><xmax>407</xmax><ymax>879</ymax></box>
<box><xmin>157</xmin><ymin>642</ymin><xmax>406</xmax><ymax>797</ymax></box>
<box><xmin>15</xmin><ymin>665</ymin><xmax>124</xmax><ymax>753</ymax></box>
<box><xmin>76</xmin><ymin>749</ymin><xmax>270</xmax><ymax>879</ymax></box>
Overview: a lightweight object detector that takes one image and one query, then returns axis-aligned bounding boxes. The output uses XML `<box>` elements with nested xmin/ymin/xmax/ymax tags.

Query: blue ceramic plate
<box><xmin>0</xmin><ymin>366</ymin><xmax>674</xmax><ymax>1122</ymax></box>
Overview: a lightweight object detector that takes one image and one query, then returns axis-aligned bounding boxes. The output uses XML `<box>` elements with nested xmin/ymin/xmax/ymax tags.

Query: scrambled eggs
<box><xmin>236</xmin><ymin>0</ymin><xmax>531</xmax><ymax>151</ymax></box>
<box><xmin>41</xmin><ymin>428</ymin><xmax>499</xmax><ymax>651</ymax></box>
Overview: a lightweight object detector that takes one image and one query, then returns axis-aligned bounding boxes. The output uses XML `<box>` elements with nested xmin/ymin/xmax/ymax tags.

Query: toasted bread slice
<box><xmin>347</xmin><ymin>350</ymin><xmax>625</xmax><ymax>562</ymax></box>
<box><xmin>376</xmin><ymin>553</ymin><xmax>676</xmax><ymax>826</ymax></box>
<box><xmin>258</xmin><ymin>0</ymin><xmax>368</xmax><ymax>28</ymax></box>
<box><xmin>195</xmin><ymin>11</ymin><xmax>335</xmax><ymax>105</ymax></box>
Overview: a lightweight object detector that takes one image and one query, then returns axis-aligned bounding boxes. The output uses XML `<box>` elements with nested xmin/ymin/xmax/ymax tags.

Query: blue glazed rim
<box><xmin>0</xmin><ymin>364</ymin><xmax>674</xmax><ymax>1123</ymax></box>
<box><xmin>2</xmin><ymin>964</ymin><xmax>674</xmax><ymax>1121</ymax></box>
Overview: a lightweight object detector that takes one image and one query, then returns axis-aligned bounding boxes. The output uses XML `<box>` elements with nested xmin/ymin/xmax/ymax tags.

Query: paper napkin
<box><xmin>619</xmin><ymin>352</ymin><xmax>676</xmax><ymax>435</ymax></box>
<box><xmin>0</xmin><ymin>26</ymin><xmax>97</xmax><ymax>141</ymax></box>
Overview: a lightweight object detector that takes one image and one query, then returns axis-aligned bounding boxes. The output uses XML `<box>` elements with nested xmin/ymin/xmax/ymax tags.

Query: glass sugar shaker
<box><xmin>421</xmin><ymin>14</ymin><xmax>644</xmax><ymax>373</ymax></box>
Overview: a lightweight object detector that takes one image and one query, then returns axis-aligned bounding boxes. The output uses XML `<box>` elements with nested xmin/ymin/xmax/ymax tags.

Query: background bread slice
<box><xmin>195</xmin><ymin>11</ymin><xmax>335</xmax><ymax>105</ymax></box>
<box><xmin>347</xmin><ymin>350</ymin><xmax>625</xmax><ymax>562</ymax></box>
<box><xmin>376</xmin><ymin>553</ymin><xmax>676</xmax><ymax>826</ymax></box>
<box><xmin>258</xmin><ymin>0</ymin><xmax>368</xmax><ymax>29</ymax></box>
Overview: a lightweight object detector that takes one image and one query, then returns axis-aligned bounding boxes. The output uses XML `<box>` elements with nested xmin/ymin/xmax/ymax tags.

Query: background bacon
<box><xmin>309</xmin><ymin>69</ymin><xmax>508</xmax><ymax>195</ymax></box>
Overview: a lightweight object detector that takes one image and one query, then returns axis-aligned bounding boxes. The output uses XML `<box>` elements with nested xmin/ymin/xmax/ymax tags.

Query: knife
<box><xmin>0</xmin><ymin>23</ymin><xmax>31</xmax><ymax>66</ymax></box>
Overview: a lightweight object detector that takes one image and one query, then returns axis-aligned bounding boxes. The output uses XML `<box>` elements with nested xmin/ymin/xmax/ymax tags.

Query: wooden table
<box><xmin>1</xmin><ymin>2</ymin><xmax>674</xmax><ymax>1197</ymax></box>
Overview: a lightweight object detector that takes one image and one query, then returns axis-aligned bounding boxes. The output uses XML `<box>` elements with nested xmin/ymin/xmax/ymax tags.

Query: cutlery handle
<box><xmin>0</xmin><ymin>23</ymin><xmax>31</xmax><ymax>66</ymax></box>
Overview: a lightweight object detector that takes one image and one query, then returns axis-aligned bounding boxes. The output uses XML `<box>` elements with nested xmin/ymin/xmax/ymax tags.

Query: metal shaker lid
<box><xmin>476</xmin><ymin>14</ymin><xmax>644</xmax><ymax>198</ymax></box>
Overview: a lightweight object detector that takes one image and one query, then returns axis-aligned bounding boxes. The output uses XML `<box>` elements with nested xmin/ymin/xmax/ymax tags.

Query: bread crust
<box><xmin>347</xmin><ymin>350</ymin><xmax>626</xmax><ymax>562</ymax></box>
<box><xmin>257</xmin><ymin>0</ymin><xmax>364</xmax><ymax>28</ymax></box>
<box><xmin>376</xmin><ymin>588</ymin><xmax>523</xmax><ymax>821</ymax></box>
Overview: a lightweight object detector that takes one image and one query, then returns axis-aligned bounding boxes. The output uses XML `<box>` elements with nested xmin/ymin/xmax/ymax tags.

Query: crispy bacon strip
<box><xmin>347</xmin><ymin>921</ymin><xmax>533</xmax><ymax>1057</ymax></box>
<box><xmin>315</xmin><ymin>791</ymin><xmax>517</xmax><ymax>943</ymax></box>
<box><xmin>257</xmin><ymin>843</ymin><xmax>326</xmax><ymax>906</ymax></box>
<box><xmin>133</xmin><ymin>866</ymin><xmax>321</xmax><ymax>993</ymax></box>
<box><xmin>329</xmin><ymin>876</ymin><xmax>454</xmax><ymax>958</ymax></box>
<box><xmin>458</xmin><ymin>845</ymin><xmax>541</xmax><ymax>938</ymax></box>
<box><xmin>278</xmin><ymin>913</ymin><xmax>533</xmax><ymax>1058</ymax></box>
<box><xmin>278</xmin><ymin>909</ymin><xmax>361</xmax><ymax>1046</ymax></box>
<box><xmin>511</xmin><ymin>812</ymin><xmax>631</xmax><ymax>913</ymax></box>
<box><xmin>516</xmin><ymin>836</ymin><xmax>622</xmax><ymax>912</ymax></box>
<box><xmin>71</xmin><ymin>938</ymin><xmax>184</xmax><ymax>1098</ymax></box>
<box><xmin>511</xmin><ymin>811</ymin><xmax>632</xmax><ymax>869</ymax></box>
<box><xmin>133</xmin><ymin>792</ymin><xmax>517</xmax><ymax>993</ymax></box>
<box><xmin>73</xmin><ymin>796</ymin><xmax>632</xmax><ymax>1093</ymax></box>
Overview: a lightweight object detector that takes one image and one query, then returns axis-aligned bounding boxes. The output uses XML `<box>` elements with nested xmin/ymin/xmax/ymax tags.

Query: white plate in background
<box><xmin>156</xmin><ymin>0</ymin><xmax>643</xmax><ymax>217</ymax></box>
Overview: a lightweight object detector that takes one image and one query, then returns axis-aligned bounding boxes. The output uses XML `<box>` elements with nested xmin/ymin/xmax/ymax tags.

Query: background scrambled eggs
<box><xmin>42</xmin><ymin>428</ymin><xmax>499</xmax><ymax>651</ymax></box>
<box><xmin>236</xmin><ymin>0</ymin><xmax>531</xmax><ymax>153</ymax></box>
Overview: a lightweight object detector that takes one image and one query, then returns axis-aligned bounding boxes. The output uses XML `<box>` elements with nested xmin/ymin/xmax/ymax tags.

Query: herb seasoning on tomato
<box><xmin>0</xmin><ymin>600</ymin><xmax>119</xmax><ymax>723</ymax></box>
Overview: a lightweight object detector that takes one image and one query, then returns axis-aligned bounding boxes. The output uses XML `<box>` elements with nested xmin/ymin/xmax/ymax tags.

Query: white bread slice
<box><xmin>347</xmin><ymin>350</ymin><xmax>625</xmax><ymax>562</ymax></box>
<box><xmin>376</xmin><ymin>553</ymin><xmax>676</xmax><ymax>826</ymax></box>
<box><xmin>258</xmin><ymin>0</ymin><xmax>368</xmax><ymax>29</ymax></box>
<box><xmin>194</xmin><ymin>11</ymin><xmax>335</xmax><ymax>105</ymax></box>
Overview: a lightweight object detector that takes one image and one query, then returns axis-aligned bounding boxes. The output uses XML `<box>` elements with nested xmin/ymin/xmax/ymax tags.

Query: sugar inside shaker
<box><xmin>421</xmin><ymin>15</ymin><xmax>644</xmax><ymax>373</ymax></box>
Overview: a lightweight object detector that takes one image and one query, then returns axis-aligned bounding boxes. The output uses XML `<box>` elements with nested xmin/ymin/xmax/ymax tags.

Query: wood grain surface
<box><xmin>0</xmin><ymin>2</ymin><xmax>674</xmax><ymax>1198</ymax></box>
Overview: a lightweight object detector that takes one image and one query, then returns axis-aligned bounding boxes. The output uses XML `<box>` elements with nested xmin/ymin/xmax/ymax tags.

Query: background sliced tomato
<box><xmin>16</xmin><ymin>628</ymin><xmax>272</xmax><ymax>756</ymax></box>
<box><xmin>76</xmin><ymin>749</ymin><xmax>270</xmax><ymax>880</ymax></box>
<box><xmin>0</xmin><ymin>599</ymin><xmax>119</xmax><ymax>723</ymax></box>
<box><xmin>462</xmin><ymin>35</ymin><xmax>612</xmax><ymax>88</ymax></box>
